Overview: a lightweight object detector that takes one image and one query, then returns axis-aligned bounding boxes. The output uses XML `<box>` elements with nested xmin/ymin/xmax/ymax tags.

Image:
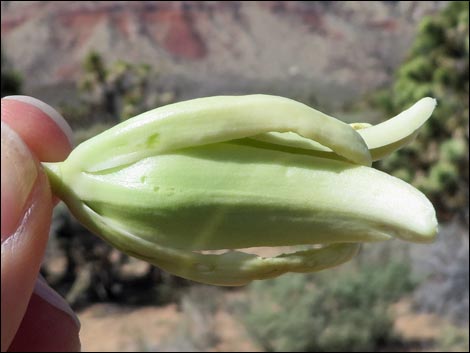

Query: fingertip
<box><xmin>1</xmin><ymin>96</ymin><xmax>74</xmax><ymax>162</ymax></box>
<box><xmin>3</xmin><ymin>95</ymin><xmax>74</xmax><ymax>147</ymax></box>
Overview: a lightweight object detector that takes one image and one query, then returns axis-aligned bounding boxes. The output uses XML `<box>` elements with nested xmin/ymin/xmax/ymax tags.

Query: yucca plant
<box><xmin>43</xmin><ymin>94</ymin><xmax>437</xmax><ymax>285</ymax></box>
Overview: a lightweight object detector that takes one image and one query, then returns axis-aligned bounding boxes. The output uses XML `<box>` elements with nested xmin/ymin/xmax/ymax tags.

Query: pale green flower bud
<box><xmin>43</xmin><ymin>95</ymin><xmax>437</xmax><ymax>286</ymax></box>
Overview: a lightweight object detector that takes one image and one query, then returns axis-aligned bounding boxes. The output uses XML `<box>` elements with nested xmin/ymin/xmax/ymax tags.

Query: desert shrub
<box><xmin>152</xmin><ymin>286</ymin><xmax>223</xmax><ymax>352</ymax></box>
<box><xmin>240</xmin><ymin>261</ymin><xmax>416</xmax><ymax>352</ymax></box>
<box><xmin>436</xmin><ymin>324</ymin><xmax>470</xmax><ymax>352</ymax></box>
<box><xmin>79</xmin><ymin>51</ymin><xmax>176</xmax><ymax>123</ymax></box>
<box><xmin>179</xmin><ymin>286</ymin><xmax>222</xmax><ymax>350</ymax></box>
<box><xmin>412</xmin><ymin>220</ymin><xmax>469</xmax><ymax>325</ymax></box>
<box><xmin>1</xmin><ymin>48</ymin><xmax>22</xmax><ymax>97</ymax></box>
<box><xmin>370</xmin><ymin>1</ymin><xmax>469</xmax><ymax>221</ymax></box>
<box><xmin>57</xmin><ymin>51</ymin><xmax>177</xmax><ymax>129</ymax></box>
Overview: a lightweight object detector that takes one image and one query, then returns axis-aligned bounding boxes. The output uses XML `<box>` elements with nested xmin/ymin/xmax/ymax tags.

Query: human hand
<box><xmin>1</xmin><ymin>96</ymin><xmax>81</xmax><ymax>351</ymax></box>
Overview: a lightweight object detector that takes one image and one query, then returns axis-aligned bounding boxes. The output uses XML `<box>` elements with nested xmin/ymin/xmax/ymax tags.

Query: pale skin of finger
<box><xmin>1</xmin><ymin>96</ymin><xmax>74</xmax><ymax>161</ymax></box>
<box><xmin>1</xmin><ymin>96</ymin><xmax>74</xmax><ymax>207</ymax></box>
<box><xmin>1</xmin><ymin>97</ymin><xmax>78</xmax><ymax>351</ymax></box>
<box><xmin>1</xmin><ymin>154</ymin><xmax>52</xmax><ymax>351</ymax></box>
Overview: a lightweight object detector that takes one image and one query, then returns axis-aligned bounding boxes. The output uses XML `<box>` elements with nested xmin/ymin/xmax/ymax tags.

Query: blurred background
<box><xmin>1</xmin><ymin>1</ymin><xmax>468</xmax><ymax>351</ymax></box>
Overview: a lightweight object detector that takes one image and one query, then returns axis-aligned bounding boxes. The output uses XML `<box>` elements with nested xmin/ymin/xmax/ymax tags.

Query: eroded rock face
<box><xmin>1</xmin><ymin>1</ymin><xmax>445</xmax><ymax>102</ymax></box>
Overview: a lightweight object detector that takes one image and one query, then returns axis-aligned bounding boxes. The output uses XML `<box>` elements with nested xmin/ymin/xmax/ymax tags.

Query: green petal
<box><xmin>44</xmin><ymin>143</ymin><xmax>437</xmax><ymax>252</ymax></box>
<box><xmin>249</xmin><ymin>97</ymin><xmax>436</xmax><ymax>161</ymax></box>
<box><xmin>61</xmin><ymin>95</ymin><xmax>371</xmax><ymax>174</ymax></box>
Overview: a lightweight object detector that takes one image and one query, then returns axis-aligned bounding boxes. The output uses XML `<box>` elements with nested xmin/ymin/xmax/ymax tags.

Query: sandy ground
<box><xmin>77</xmin><ymin>294</ymin><xmax>466</xmax><ymax>352</ymax></box>
<box><xmin>78</xmin><ymin>304</ymin><xmax>181</xmax><ymax>351</ymax></box>
<box><xmin>78</xmin><ymin>300</ymin><xmax>260</xmax><ymax>352</ymax></box>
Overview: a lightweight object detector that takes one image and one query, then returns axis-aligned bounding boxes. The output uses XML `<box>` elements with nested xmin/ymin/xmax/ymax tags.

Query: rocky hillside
<box><xmin>1</xmin><ymin>1</ymin><xmax>445</xmax><ymax>106</ymax></box>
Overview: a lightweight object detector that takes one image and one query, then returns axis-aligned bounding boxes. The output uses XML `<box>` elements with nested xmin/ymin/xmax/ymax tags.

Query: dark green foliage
<box><xmin>78</xmin><ymin>51</ymin><xmax>176</xmax><ymax>124</ymax></box>
<box><xmin>1</xmin><ymin>48</ymin><xmax>22</xmax><ymax>97</ymax></box>
<box><xmin>372</xmin><ymin>1</ymin><xmax>469</xmax><ymax>221</ymax></box>
<box><xmin>241</xmin><ymin>262</ymin><xmax>416</xmax><ymax>352</ymax></box>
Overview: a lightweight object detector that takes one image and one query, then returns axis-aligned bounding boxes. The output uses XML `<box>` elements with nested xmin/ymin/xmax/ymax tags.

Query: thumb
<box><xmin>1</xmin><ymin>123</ymin><xmax>53</xmax><ymax>350</ymax></box>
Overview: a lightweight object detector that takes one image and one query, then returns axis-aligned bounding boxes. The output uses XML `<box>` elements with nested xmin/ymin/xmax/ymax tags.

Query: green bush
<box><xmin>370</xmin><ymin>1</ymin><xmax>469</xmax><ymax>221</ymax></box>
<box><xmin>240</xmin><ymin>262</ymin><xmax>416</xmax><ymax>352</ymax></box>
<box><xmin>79</xmin><ymin>51</ymin><xmax>176</xmax><ymax>123</ymax></box>
<box><xmin>437</xmin><ymin>325</ymin><xmax>470</xmax><ymax>352</ymax></box>
<box><xmin>1</xmin><ymin>48</ymin><xmax>22</xmax><ymax>97</ymax></box>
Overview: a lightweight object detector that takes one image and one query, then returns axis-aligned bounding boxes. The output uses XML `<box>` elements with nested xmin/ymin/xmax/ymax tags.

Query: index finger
<box><xmin>1</xmin><ymin>96</ymin><xmax>74</xmax><ymax>162</ymax></box>
<box><xmin>1</xmin><ymin>97</ymin><xmax>75</xmax><ymax>350</ymax></box>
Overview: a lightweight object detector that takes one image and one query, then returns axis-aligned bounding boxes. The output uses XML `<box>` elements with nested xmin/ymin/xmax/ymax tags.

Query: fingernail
<box><xmin>1</xmin><ymin>122</ymin><xmax>38</xmax><ymax>241</ymax></box>
<box><xmin>3</xmin><ymin>95</ymin><xmax>74</xmax><ymax>147</ymax></box>
<box><xmin>34</xmin><ymin>275</ymin><xmax>81</xmax><ymax>330</ymax></box>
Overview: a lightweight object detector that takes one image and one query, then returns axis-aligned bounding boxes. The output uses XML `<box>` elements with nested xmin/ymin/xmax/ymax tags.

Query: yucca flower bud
<box><xmin>43</xmin><ymin>95</ymin><xmax>437</xmax><ymax>285</ymax></box>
